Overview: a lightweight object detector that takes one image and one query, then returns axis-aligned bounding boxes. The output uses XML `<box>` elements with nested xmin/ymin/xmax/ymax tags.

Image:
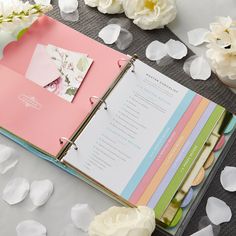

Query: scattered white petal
<box><xmin>190</xmin><ymin>225</ymin><xmax>214</xmax><ymax>236</ymax></box>
<box><xmin>183</xmin><ymin>55</ymin><xmax>198</xmax><ymax>76</ymax></box>
<box><xmin>16</xmin><ymin>220</ymin><xmax>46</xmax><ymax>236</ymax></box>
<box><xmin>108</xmin><ymin>17</ymin><xmax>131</xmax><ymax>30</ymax></box>
<box><xmin>220</xmin><ymin>166</ymin><xmax>236</xmax><ymax>192</ymax></box>
<box><xmin>116</xmin><ymin>28</ymin><xmax>133</xmax><ymax>50</ymax></box>
<box><xmin>206</xmin><ymin>197</ymin><xmax>232</xmax><ymax>225</ymax></box>
<box><xmin>187</xmin><ymin>28</ymin><xmax>209</xmax><ymax>46</ymax></box>
<box><xmin>1</xmin><ymin>160</ymin><xmax>18</xmax><ymax>174</ymax></box>
<box><xmin>198</xmin><ymin>216</ymin><xmax>221</xmax><ymax>236</ymax></box>
<box><xmin>166</xmin><ymin>39</ymin><xmax>188</xmax><ymax>59</ymax></box>
<box><xmin>98</xmin><ymin>24</ymin><xmax>121</xmax><ymax>44</ymax></box>
<box><xmin>71</xmin><ymin>203</ymin><xmax>96</xmax><ymax>232</ymax></box>
<box><xmin>146</xmin><ymin>41</ymin><xmax>167</xmax><ymax>61</ymax></box>
<box><xmin>60</xmin><ymin>10</ymin><xmax>79</xmax><ymax>22</ymax></box>
<box><xmin>34</xmin><ymin>0</ymin><xmax>51</xmax><ymax>5</ymax></box>
<box><xmin>2</xmin><ymin>177</ymin><xmax>30</xmax><ymax>205</ymax></box>
<box><xmin>184</xmin><ymin>55</ymin><xmax>211</xmax><ymax>81</ymax></box>
<box><xmin>190</xmin><ymin>56</ymin><xmax>211</xmax><ymax>80</ymax></box>
<box><xmin>0</xmin><ymin>145</ymin><xmax>18</xmax><ymax>174</ymax></box>
<box><xmin>58</xmin><ymin>0</ymin><xmax>78</xmax><ymax>13</ymax></box>
<box><xmin>30</xmin><ymin>179</ymin><xmax>54</xmax><ymax>207</ymax></box>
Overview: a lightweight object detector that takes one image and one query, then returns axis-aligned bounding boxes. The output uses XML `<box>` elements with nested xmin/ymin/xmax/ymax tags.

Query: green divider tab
<box><xmin>154</xmin><ymin>105</ymin><xmax>225</xmax><ymax>219</ymax></box>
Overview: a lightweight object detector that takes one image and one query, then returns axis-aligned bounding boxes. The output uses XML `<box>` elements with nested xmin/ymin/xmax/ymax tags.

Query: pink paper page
<box><xmin>0</xmin><ymin>16</ymin><xmax>128</xmax><ymax>157</ymax></box>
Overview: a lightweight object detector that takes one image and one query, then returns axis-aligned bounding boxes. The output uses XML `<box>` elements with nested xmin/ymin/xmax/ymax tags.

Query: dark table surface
<box><xmin>48</xmin><ymin>1</ymin><xmax>236</xmax><ymax>235</ymax></box>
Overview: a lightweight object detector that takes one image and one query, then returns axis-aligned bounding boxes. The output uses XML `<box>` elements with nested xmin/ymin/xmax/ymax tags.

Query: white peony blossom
<box><xmin>0</xmin><ymin>0</ymin><xmax>52</xmax><ymax>33</ymax></box>
<box><xmin>84</xmin><ymin>0</ymin><xmax>99</xmax><ymax>8</ymax></box>
<box><xmin>122</xmin><ymin>0</ymin><xmax>177</xmax><ymax>30</ymax></box>
<box><xmin>206</xmin><ymin>16</ymin><xmax>236</xmax><ymax>80</ymax></box>
<box><xmin>84</xmin><ymin>0</ymin><xmax>124</xmax><ymax>14</ymax></box>
<box><xmin>88</xmin><ymin>206</ymin><xmax>155</xmax><ymax>236</ymax></box>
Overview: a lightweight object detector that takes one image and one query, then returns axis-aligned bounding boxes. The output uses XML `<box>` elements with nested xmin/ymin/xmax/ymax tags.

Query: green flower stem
<box><xmin>0</xmin><ymin>4</ymin><xmax>52</xmax><ymax>24</ymax></box>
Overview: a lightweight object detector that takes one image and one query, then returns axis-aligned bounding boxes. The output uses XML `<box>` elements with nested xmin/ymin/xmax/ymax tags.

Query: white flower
<box><xmin>0</xmin><ymin>0</ymin><xmax>52</xmax><ymax>33</ymax></box>
<box><xmin>84</xmin><ymin>0</ymin><xmax>124</xmax><ymax>14</ymax></box>
<box><xmin>84</xmin><ymin>0</ymin><xmax>99</xmax><ymax>8</ymax></box>
<box><xmin>206</xmin><ymin>16</ymin><xmax>236</xmax><ymax>80</ymax></box>
<box><xmin>88</xmin><ymin>206</ymin><xmax>155</xmax><ymax>236</ymax></box>
<box><xmin>0</xmin><ymin>0</ymin><xmax>52</xmax><ymax>59</ymax></box>
<box><xmin>122</xmin><ymin>0</ymin><xmax>177</xmax><ymax>30</ymax></box>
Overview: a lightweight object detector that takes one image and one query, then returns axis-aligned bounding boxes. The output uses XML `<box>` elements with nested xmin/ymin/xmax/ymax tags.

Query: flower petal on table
<box><xmin>220</xmin><ymin>166</ymin><xmax>236</xmax><ymax>192</ymax></box>
<box><xmin>146</xmin><ymin>40</ymin><xmax>167</xmax><ymax>61</ymax></box>
<box><xmin>187</xmin><ymin>28</ymin><xmax>209</xmax><ymax>46</ymax></box>
<box><xmin>71</xmin><ymin>203</ymin><xmax>96</xmax><ymax>232</ymax></box>
<box><xmin>116</xmin><ymin>28</ymin><xmax>133</xmax><ymax>50</ymax></box>
<box><xmin>206</xmin><ymin>197</ymin><xmax>232</xmax><ymax>225</ymax></box>
<box><xmin>98</xmin><ymin>24</ymin><xmax>121</xmax><ymax>44</ymax></box>
<box><xmin>190</xmin><ymin>56</ymin><xmax>211</xmax><ymax>80</ymax></box>
<box><xmin>166</xmin><ymin>39</ymin><xmax>188</xmax><ymax>59</ymax></box>
<box><xmin>2</xmin><ymin>177</ymin><xmax>29</xmax><ymax>205</ymax></box>
<box><xmin>58</xmin><ymin>0</ymin><xmax>78</xmax><ymax>13</ymax></box>
<box><xmin>16</xmin><ymin>220</ymin><xmax>46</xmax><ymax>236</ymax></box>
<box><xmin>190</xmin><ymin>225</ymin><xmax>214</xmax><ymax>236</ymax></box>
<box><xmin>0</xmin><ymin>144</ymin><xmax>18</xmax><ymax>174</ymax></box>
<box><xmin>30</xmin><ymin>179</ymin><xmax>54</xmax><ymax>207</ymax></box>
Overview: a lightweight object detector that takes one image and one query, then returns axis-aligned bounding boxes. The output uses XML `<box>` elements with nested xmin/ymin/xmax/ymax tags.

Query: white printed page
<box><xmin>63</xmin><ymin>60</ymin><xmax>189</xmax><ymax>195</ymax></box>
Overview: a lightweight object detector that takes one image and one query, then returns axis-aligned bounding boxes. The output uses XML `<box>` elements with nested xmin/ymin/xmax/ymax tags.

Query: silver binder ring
<box><xmin>59</xmin><ymin>137</ymin><xmax>78</xmax><ymax>150</ymax></box>
<box><xmin>89</xmin><ymin>96</ymin><xmax>108</xmax><ymax>110</ymax></box>
<box><xmin>117</xmin><ymin>58</ymin><xmax>135</xmax><ymax>73</ymax></box>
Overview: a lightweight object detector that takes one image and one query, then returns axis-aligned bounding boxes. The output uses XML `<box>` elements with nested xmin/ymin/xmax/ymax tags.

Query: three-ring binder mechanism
<box><xmin>59</xmin><ymin>137</ymin><xmax>78</xmax><ymax>150</ymax></box>
<box><xmin>89</xmin><ymin>96</ymin><xmax>108</xmax><ymax>110</ymax></box>
<box><xmin>57</xmin><ymin>54</ymin><xmax>138</xmax><ymax>161</ymax></box>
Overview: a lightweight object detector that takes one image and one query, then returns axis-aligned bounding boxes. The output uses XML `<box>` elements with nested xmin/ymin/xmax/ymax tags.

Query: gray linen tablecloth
<box><xmin>49</xmin><ymin>1</ymin><xmax>236</xmax><ymax>235</ymax></box>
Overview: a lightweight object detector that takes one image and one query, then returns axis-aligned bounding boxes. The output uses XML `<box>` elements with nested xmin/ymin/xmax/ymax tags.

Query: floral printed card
<box><xmin>45</xmin><ymin>44</ymin><xmax>93</xmax><ymax>102</ymax></box>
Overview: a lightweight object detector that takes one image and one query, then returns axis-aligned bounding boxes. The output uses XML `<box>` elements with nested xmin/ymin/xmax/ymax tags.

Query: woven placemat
<box><xmin>47</xmin><ymin>1</ymin><xmax>236</xmax><ymax>235</ymax></box>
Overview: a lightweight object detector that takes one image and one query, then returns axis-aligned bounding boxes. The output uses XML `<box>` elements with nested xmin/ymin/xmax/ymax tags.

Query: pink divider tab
<box><xmin>129</xmin><ymin>94</ymin><xmax>202</xmax><ymax>204</ymax></box>
<box><xmin>214</xmin><ymin>135</ymin><xmax>225</xmax><ymax>152</ymax></box>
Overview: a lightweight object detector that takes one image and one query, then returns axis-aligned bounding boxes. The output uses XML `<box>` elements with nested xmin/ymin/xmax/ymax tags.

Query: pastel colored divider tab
<box><xmin>121</xmin><ymin>90</ymin><xmax>195</xmax><ymax>199</ymax></box>
<box><xmin>129</xmin><ymin>94</ymin><xmax>202</xmax><ymax>204</ymax></box>
<box><xmin>154</xmin><ymin>105</ymin><xmax>225</xmax><ymax>219</ymax></box>
<box><xmin>224</xmin><ymin>116</ymin><xmax>236</xmax><ymax>134</ymax></box>
<box><xmin>137</xmin><ymin>98</ymin><xmax>210</xmax><ymax>205</ymax></box>
<box><xmin>148</xmin><ymin>102</ymin><xmax>216</xmax><ymax>208</ymax></box>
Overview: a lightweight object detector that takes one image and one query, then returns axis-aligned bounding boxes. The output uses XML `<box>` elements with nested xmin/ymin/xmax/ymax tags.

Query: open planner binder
<box><xmin>0</xmin><ymin>15</ymin><xmax>236</xmax><ymax>235</ymax></box>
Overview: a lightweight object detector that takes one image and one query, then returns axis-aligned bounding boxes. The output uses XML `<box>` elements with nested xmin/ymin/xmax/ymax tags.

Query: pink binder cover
<box><xmin>0</xmin><ymin>16</ymin><xmax>128</xmax><ymax>157</ymax></box>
